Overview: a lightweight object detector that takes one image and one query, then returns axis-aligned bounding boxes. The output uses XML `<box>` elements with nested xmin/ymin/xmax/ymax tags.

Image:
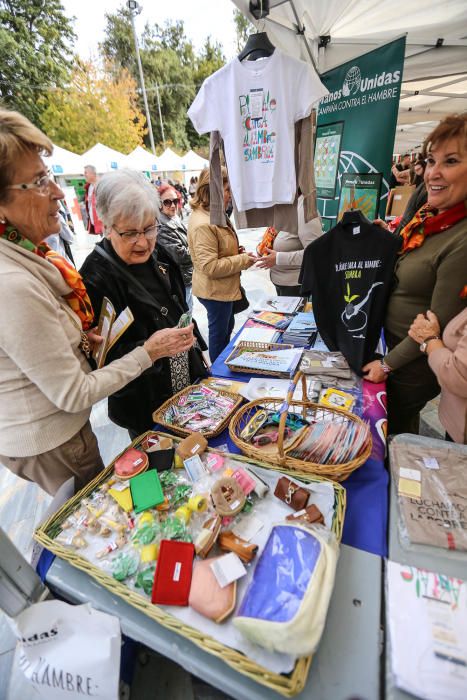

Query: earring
<box><xmin>0</xmin><ymin>218</ymin><xmax>5</xmax><ymax>225</ymax></box>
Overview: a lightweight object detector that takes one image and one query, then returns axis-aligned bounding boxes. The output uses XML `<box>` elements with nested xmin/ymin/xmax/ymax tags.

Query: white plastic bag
<box><xmin>10</xmin><ymin>600</ymin><xmax>121</xmax><ymax>700</ymax></box>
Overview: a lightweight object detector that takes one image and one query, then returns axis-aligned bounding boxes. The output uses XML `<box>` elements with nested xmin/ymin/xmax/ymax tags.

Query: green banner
<box><xmin>316</xmin><ymin>37</ymin><xmax>406</xmax><ymax>224</ymax></box>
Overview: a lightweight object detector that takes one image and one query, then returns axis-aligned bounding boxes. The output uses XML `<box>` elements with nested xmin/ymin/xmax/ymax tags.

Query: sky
<box><xmin>61</xmin><ymin>0</ymin><xmax>239</xmax><ymax>60</ymax></box>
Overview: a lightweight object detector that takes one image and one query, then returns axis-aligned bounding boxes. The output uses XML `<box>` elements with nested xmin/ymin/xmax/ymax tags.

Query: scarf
<box><xmin>0</xmin><ymin>224</ymin><xmax>94</xmax><ymax>330</ymax></box>
<box><xmin>400</xmin><ymin>200</ymin><xmax>467</xmax><ymax>254</ymax></box>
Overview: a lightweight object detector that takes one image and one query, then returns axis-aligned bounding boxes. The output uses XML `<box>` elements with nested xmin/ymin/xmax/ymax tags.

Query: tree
<box><xmin>39</xmin><ymin>61</ymin><xmax>147</xmax><ymax>154</ymax></box>
<box><xmin>101</xmin><ymin>9</ymin><xmax>225</xmax><ymax>151</ymax></box>
<box><xmin>233</xmin><ymin>8</ymin><xmax>253</xmax><ymax>53</ymax></box>
<box><xmin>0</xmin><ymin>0</ymin><xmax>75</xmax><ymax>125</ymax></box>
<box><xmin>186</xmin><ymin>37</ymin><xmax>225</xmax><ymax>150</ymax></box>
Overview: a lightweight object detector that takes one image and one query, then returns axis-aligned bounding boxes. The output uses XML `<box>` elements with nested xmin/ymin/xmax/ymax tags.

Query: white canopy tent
<box><xmin>232</xmin><ymin>0</ymin><xmax>467</xmax><ymax>152</ymax></box>
<box><xmin>156</xmin><ymin>147</ymin><xmax>184</xmax><ymax>173</ymax></box>
<box><xmin>44</xmin><ymin>144</ymin><xmax>84</xmax><ymax>177</ymax></box>
<box><xmin>181</xmin><ymin>150</ymin><xmax>209</xmax><ymax>172</ymax></box>
<box><xmin>81</xmin><ymin>143</ymin><xmax>127</xmax><ymax>173</ymax></box>
<box><xmin>125</xmin><ymin>145</ymin><xmax>159</xmax><ymax>173</ymax></box>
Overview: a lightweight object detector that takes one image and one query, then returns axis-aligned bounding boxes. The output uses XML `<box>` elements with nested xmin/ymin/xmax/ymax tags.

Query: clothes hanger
<box><xmin>238</xmin><ymin>1</ymin><xmax>275</xmax><ymax>62</ymax></box>
<box><xmin>340</xmin><ymin>187</ymin><xmax>371</xmax><ymax>226</ymax></box>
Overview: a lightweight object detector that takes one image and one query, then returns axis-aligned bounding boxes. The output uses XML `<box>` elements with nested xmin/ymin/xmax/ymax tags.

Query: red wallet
<box><xmin>151</xmin><ymin>540</ymin><xmax>195</xmax><ymax>606</ymax></box>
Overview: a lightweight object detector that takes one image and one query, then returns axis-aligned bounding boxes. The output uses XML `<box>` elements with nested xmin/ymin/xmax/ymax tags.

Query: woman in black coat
<box><xmin>80</xmin><ymin>170</ymin><xmax>208</xmax><ymax>438</ymax></box>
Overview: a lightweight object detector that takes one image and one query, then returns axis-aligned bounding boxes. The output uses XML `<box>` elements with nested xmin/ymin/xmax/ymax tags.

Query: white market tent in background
<box><xmin>181</xmin><ymin>149</ymin><xmax>209</xmax><ymax>173</ymax></box>
<box><xmin>81</xmin><ymin>143</ymin><xmax>128</xmax><ymax>173</ymax></box>
<box><xmin>125</xmin><ymin>145</ymin><xmax>159</xmax><ymax>173</ymax></box>
<box><xmin>156</xmin><ymin>147</ymin><xmax>184</xmax><ymax>173</ymax></box>
<box><xmin>232</xmin><ymin>0</ymin><xmax>467</xmax><ymax>153</ymax></box>
<box><xmin>44</xmin><ymin>144</ymin><xmax>84</xmax><ymax>176</ymax></box>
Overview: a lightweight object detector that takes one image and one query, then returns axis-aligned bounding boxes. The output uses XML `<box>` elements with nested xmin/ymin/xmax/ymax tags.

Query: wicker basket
<box><xmin>225</xmin><ymin>341</ymin><xmax>295</xmax><ymax>377</ymax></box>
<box><xmin>152</xmin><ymin>384</ymin><xmax>243</xmax><ymax>439</ymax></box>
<box><xmin>35</xmin><ymin>430</ymin><xmax>346</xmax><ymax>697</ymax></box>
<box><xmin>229</xmin><ymin>372</ymin><xmax>372</xmax><ymax>482</ymax></box>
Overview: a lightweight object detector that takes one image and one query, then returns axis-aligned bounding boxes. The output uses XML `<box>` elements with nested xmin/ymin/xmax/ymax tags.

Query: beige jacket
<box><xmin>187</xmin><ymin>207</ymin><xmax>253</xmax><ymax>301</ymax></box>
<box><xmin>0</xmin><ymin>239</ymin><xmax>152</xmax><ymax>457</ymax></box>
<box><xmin>429</xmin><ymin>307</ymin><xmax>467</xmax><ymax>444</ymax></box>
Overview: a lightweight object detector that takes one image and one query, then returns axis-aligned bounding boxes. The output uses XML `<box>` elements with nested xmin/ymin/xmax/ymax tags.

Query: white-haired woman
<box><xmin>80</xmin><ymin>170</ymin><xmax>208</xmax><ymax>439</ymax></box>
<box><xmin>0</xmin><ymin>108</ymin><xmax>194</xmax><ymax>495</ymax></box>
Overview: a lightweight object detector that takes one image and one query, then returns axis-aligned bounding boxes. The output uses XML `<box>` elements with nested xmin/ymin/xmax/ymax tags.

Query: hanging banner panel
<box><xmin>316</xmin><ymin>37</ymin><xmax>406</xmax><ymax>225</ymax></box>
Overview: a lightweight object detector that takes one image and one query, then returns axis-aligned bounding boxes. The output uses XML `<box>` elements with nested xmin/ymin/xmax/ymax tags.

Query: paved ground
<box><xmin>0</xmin><ymin>224</ymin><xmax>442</xmax><ymax>699</ymax></box>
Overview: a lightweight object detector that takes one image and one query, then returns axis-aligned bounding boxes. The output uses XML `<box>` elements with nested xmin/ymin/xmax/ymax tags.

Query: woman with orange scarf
<box><xmin>0</xmin><ymin>109</ymin><xmax>194</xmax><ymax>494</ymax></box>
<box><xmin>363</xmin><ymin>114</ymin><xmax>467</xmax><ymax>435</ymax></box>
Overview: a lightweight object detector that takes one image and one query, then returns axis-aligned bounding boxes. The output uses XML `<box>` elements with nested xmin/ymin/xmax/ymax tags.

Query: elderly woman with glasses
<box><xmin>0</xmin><ymin>108</ymin><xmax>192</xmax><ymax>495</ymax></box>
<box><xmin>80</xmin><ymin>170</ymin><xmax>208</xmax><ymax>439</ymax></box>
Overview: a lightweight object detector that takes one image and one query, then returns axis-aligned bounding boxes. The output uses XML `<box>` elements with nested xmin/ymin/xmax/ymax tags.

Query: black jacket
<box><xmin>157</xmin><ymin>213</ymin><xmax>193</xmax><ymax>286</ymax></box>
<box><xmin>80</xmin><ymin>239</ymin><xmax>207</xmax><ymax>434</ymax></box>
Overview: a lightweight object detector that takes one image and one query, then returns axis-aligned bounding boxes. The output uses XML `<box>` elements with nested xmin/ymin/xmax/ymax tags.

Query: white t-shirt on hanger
<box><xmin>188</xmin><ymin>49</ymin><xmax>328</xmax><ymax>212</ymax></box>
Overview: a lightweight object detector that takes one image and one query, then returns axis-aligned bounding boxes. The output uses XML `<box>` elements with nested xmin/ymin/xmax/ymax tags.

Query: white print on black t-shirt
<box><xmin>341</xmin><ymin>281</ymin><xmax>383</xmax><ymax>334</ymax></box>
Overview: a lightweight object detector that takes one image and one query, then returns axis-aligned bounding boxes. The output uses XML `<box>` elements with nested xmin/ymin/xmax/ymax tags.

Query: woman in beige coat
<box><xmin>187</xmin><ymin>168</ymin><xmax>256</xmax><ymax>362</ymax></box>
<box><xmin>409</xmin><ymin>306</ymin><xmax>467</xmax><ymax>443</ymax></box>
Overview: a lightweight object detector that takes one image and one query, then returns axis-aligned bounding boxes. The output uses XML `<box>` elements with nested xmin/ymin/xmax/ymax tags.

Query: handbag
<box><xmin>232</xmin><ymin>285</ymin><xmax>249</xmax><ymax>314</ymax></box>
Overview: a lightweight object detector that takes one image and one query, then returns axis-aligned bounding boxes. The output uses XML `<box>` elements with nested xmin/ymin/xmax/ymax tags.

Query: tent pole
<box><xmin>287</xmin><ymin>0</ymin><xmax>319</xmax><ymax>73</ymax></box>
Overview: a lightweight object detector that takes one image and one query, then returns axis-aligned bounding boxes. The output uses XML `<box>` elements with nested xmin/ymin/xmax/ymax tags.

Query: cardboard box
<box><xmin>386</xmin><ymin>185</ymin><xmax>415</xmax><ymax>218</ymax></box>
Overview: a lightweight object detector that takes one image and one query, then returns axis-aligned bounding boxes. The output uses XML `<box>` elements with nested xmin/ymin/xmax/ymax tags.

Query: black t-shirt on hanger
<box><xmin>299</xmin><ymin>220</ymin><xmax>401</xmax><ymax>373</ymax></box>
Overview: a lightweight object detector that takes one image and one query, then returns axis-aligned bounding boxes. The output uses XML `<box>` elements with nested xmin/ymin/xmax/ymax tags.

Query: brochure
<box><xmin>233</xmin><ymin>327</ymin><xmax>280</xmax><ymax>347</ymax></box>
<box><xmin>387</xmin><ymin>560</ymin><xmax>467</xmax><ymax>700</ymax></box>
<box><xmin>93</xmin><ymin>297</ymin><xmax>134</xmax><ymax>369</ymax></box>
<box><xmin>253</xmin><ymin>297</ymin><xmax>303</xmax><ymax>314</ymax></box>
<box><xmin>229</xmin><ymin>347</ymin><xmax>303</xmax><ymax>376</ymax></box>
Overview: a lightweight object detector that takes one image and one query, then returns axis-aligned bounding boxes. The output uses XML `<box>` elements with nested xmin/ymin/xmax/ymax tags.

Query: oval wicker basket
<box><xmin>229</xmin><ymin>372</ymin><xmax>372</xmax><ymax>482</ymax></box>
<box><xmin>153</xmin><ymin>384</ymin><xmax>243</xmax><ymax>439</ymax></box>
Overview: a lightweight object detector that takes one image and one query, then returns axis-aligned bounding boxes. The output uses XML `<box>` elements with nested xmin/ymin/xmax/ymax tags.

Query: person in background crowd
<box><xmin>188</xmin><ymin>176</ymin><xmax>198</xmax><ymax>197</ymax></box>
<box><xmin>408</xmin><ymin>307</ymin><xmax>467</xmax><ymax>443</ymax></box>
<box><xmin>45</xmin><ymin>201</ymin><xmax>76</xmax><ymax>266</ymax></box>
<box><xmin>84</xmin><ymin>164</ymin><xmax>103</xmax><ymax>236</ymax></box>
<box><xmin>411</xmin><ymin>158</ymin><xmax>426</xmax><ymax>187</ymax></box>
<box><xmin>0</xmin><ymin>108</ymin><xmax>187</xmax><ymax>495</ymax></box>
<box><xmin>187</xmin><ymin>167</ymin><xmax>257</xmax><ymax>363</ymax></box>
<box><xmin>378</xmin><ymin>157</ymin><xmax>428</xmax><ymax>237</ymax></box>
<box><xmin>389</xmin><ymin>153</ymin><xmax>411</xmax><ymax>188</ymax></box>
<box><xmin>256</xmin><ymin>196</ymin><xmax>323</xmax><ymax>296</ymax></box>
<box><xmin>363</xmin><ymin>113</ymin><xmax>467</xmax><ymax>435</ymax></box>
<box><xmin>80</xmin><ymin>170</ymin><xmax>207</xmax><ymax>439</ymax></box>
<box><xmin>174</xmin><ymin>180</ymin><xmax>188</xmax><ymax>205</ymax></box>
<box><xmin>157</xmin><ymin>183</ymin><xmax>193</xmax><ymax>310</ymax></box>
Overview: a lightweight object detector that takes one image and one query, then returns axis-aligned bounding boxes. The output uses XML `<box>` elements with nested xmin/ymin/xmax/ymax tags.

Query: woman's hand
<box><xmin>408</xmin><ymin>310</ymin><xmax>441</xmax><ymax>344</ymax></box>
<box><xmin>84</xmin><ymin>327</ymin><xmax>104</xmax><ymax>353</ymax></box>
<box><xmin>255</xmin><ymin>247</ymin><xmax>277</xmax><ymax>269</ymax></box>
<box><xmin>144</xmin><ymin>324</ymin><xmax>195</xmax><ymax>362</ymax></box>
<box><xmin>373</xmin><ymin>218</ymin><xmax>389</xmax><ymax>230</ymax></box>
<box><xmin>362</xmin><ymin>359</ymin><xmax>387</xmax><ymax>383</ymax></box>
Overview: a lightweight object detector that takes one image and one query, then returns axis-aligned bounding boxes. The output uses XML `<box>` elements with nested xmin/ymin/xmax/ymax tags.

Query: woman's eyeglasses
<box><xmin>162</xmin><ymin>198</ymin><xmax>179</xmax><ymax>207</ymax></box>
<box><xmin>112</xmin><ymin>222</ymin><xmax>158</xmax><ymax>242</ymax></box>
<box><xmin>7</xmin><ymin>172</ymin><xmax>54</xmax><ymax>195</ymax></box>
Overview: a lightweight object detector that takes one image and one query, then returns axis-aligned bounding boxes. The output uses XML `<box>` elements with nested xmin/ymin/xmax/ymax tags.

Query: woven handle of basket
<box><xmin>276</xmin><ymin>371</ymin><xmax>307</xmax><ymax>459</ymax></box>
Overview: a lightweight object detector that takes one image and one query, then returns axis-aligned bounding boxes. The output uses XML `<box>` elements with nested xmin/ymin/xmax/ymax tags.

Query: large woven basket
<box><xmin>35</xmin><ymin>430</ymin><xmax>346</xmax><ymax>697</ymax></box>
<box><xmin>225</xmin><ymin>341</ymin><xmax>295</xmax><ymax>377</ymax></box>
<box><xmin>229</xmin><ymin>372</ymin><xmax>372</xmax><ymax>482</ymax></box>
<box><xmin>152</xmin><ymin>384</ymin><xmax>243</xmax><ymax>438</ymax></box>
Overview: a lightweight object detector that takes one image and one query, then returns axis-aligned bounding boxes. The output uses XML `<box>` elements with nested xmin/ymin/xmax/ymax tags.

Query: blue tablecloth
<box><xmin>209</xmin><ymin>333</ymin><xmax>389</xmax><ymax>558</ymax></box>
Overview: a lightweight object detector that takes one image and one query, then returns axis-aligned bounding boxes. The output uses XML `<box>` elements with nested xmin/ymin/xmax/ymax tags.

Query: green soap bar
<box><xmin>130</xmin><ymin>470</ymin><xmax>164</xmax><ymax>513</ymax></box>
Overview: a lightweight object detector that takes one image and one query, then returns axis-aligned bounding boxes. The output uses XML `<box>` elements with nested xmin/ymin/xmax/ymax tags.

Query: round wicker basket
<box><xmin>229</xmin><ymin>372</ymin><xmax>372</xmax><ymax>482</ymax></box>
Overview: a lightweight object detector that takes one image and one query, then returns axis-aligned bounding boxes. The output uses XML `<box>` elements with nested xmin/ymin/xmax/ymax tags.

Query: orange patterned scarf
<box><xmin>1</xmin><ymin>224</ymin><xmax>94</xmax><ymax>330</ymax></box>
<box><xmin>400</xmin><ymin>200</ymin><xmax>467</xmax><ymax>254</ymax></box>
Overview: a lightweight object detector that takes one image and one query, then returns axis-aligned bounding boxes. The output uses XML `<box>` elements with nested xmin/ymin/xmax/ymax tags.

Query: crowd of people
<box><xmin>0</xmin><ymin>106</ymin><xmax>465</xmax><ymax>497</ymax></box>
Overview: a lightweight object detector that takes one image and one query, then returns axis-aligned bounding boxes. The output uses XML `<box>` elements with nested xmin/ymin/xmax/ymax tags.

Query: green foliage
<box><xmin>39</xmin><ymin>61</ymin><xmax>147</xmax><ymax>154</ymax></box>
<box><xmin>233</xmin><ymin>8</ymin><xmax>254</xmax><ymax>53</ymax></box>
<box><xmin>101</xmin><ymin>8</ymin><xmax>225</xmax><ymax>151</ymax></box>
<box><xmin>0</xmin><ymin>0</ymin><xmax>75</xmax><ymax>125</ymax></box>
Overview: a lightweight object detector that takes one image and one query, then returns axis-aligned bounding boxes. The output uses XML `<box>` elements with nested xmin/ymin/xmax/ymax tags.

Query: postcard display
<box><xmin>37</xmin><ymin>431</ymin><xmax>345</xmax><ymax>692</ymax></box>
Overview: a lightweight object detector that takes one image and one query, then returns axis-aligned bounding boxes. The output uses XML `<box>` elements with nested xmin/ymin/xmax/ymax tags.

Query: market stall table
<box><xmin>386</xmin><ymin>434</ymin><xmax>467</xmax><ymax>700</ymax></box>
<box><xmin>45</xmin><ymin>543</ymin><xmax>381</xmax><ymax>700</ymax></box>
<box><xmin>206</xmin><ymin>327</ymin><xmax>389</xmax><ymax>558</ymax></box>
